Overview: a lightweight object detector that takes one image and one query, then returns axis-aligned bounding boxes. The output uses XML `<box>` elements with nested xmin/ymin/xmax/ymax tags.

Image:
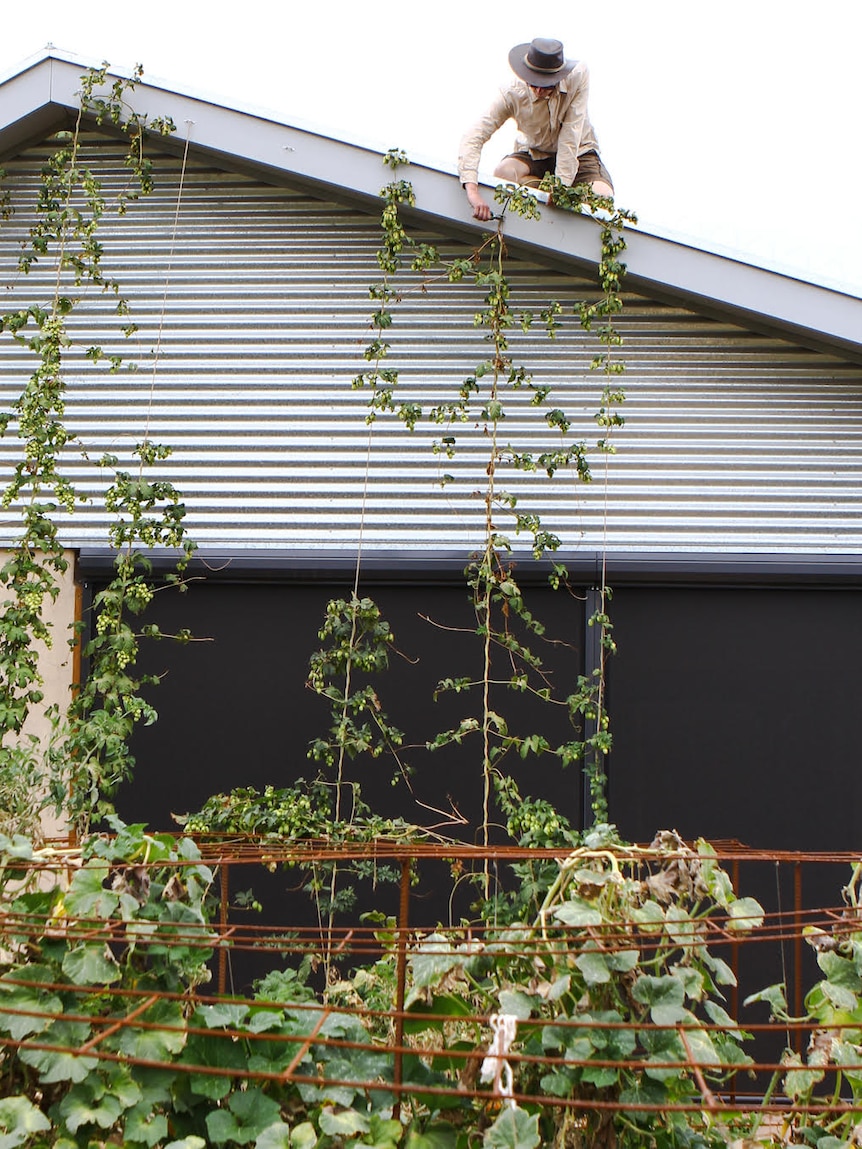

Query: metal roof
<box><xmin>1</xmin><ymin>50</ymin><xmax>860</xmax><ymax>365</ymax></box>
<box><xmin>1</xmin><ymin>135</ymin><xmax>860</xmax><ymax>556</ymax></box>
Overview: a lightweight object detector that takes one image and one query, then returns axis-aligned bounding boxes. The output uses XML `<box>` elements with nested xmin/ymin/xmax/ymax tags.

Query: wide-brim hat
<box><xmin>508</xmin><ymin>38</ymin><xmax>574</xmax><ymax>87</ymax></box>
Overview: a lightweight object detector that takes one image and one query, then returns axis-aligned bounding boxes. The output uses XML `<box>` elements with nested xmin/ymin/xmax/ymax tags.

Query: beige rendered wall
<box><xmin>5</xmin><ymin>549</ymin><xmax>78</xmax><ymax>837</ymax></box>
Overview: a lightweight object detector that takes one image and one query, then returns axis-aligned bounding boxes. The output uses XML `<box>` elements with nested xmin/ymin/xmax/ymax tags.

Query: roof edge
<box><xmin>1</xmin><ymin>52</ymin><xmax>860</xmax><ymax>362</ymax></box>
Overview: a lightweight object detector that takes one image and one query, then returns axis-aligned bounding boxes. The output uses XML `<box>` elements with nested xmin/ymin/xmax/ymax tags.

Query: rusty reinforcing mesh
<box><xmin>0</xmin><ymin>838</ymin><xmax>860</xmax><ymax>1118</ymax></box>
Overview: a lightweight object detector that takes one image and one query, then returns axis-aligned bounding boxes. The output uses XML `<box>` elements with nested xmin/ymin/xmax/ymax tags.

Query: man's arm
<box><xmin>458</xmin><ymin>90</ymin><xmax>512</xmax><ymax>220</ymax></box>
<box><xmin>554</xmin><ymin>65</ymin><xmax>591</xmax><ymax>187</ymax></box>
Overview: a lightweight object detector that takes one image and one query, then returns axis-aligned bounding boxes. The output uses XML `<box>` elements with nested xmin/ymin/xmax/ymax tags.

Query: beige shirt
<box><xmin>458</xmin><ymin>62</ymin><xmax>601</xmax><ymax>187</ymax></box>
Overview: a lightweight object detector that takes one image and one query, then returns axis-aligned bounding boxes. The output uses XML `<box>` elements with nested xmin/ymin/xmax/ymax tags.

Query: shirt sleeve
<box><xmin>458</xmin><ymin>90</ymin><xmax>514</xmax><ymax>185</ymax></box>
<box><xmin>554</xmin><ymin>66</ymin><xmax>591</xmax><ymax>186</ymax></box>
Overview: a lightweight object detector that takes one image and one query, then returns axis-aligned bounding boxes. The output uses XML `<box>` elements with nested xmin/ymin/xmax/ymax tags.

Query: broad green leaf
<box><xmin>819</xmin><ymin>950</ymin><xmax>862</xmax><ymax>992</ymax></box>
<box><xmin>703</xmin><ymin>999</ymin><xmax>741</xmax><ymax>1032</ymax></box>
<box><xmin>18</xmin><ymin>1019</ymin><xmax>98</xmax><ymax>1083</ymax></box>
<box><xmin>575</xmin><ymin>949</ymin><xmax>611</xmax><ymax>986</ymax></box>
<box><xmin>743</xmin><ymin>982</ymin><xmax>787</xmax><ymax>1018</ymax></box>
<box><xmin>581</xmin><ymin>1064</ymin><xmax>618</xmax><ymax>1088</ymax></box>
<box><xmin>246</xmin><ymin>1008</ymin><xmax>287</xmax><ymax>1033</ymax></box>
<box><xmin>833</xmin><ymin>1039</ymin><xmax>862</xmax><ymax>1084</ymax></box>
<box><xmin>498</xmin><ymin>990</ymin><xmax>533</xmax><ymax>1020</ymax></box>
<box><xmin>195</xmin><ymin>1001</ymin><xmax>251</xmax><ymax>1029</ymax></box>
<box><xmin>255</xmin><ymin>1124</ymin><xmax>292</xmax><ymax>1149</ymax></box>
<box><xmin>64</xmin><ymin>861</ymin><xmax>119</xmax><ymax>919</ymax></box>
<box><xmin>366</xmin><ymin>1115</ymin><xmax>404</xmax><ymax>1149</ymax></box>
<box><xmin>124</xmin><ymin>1104</ymin><xmax>169</xmax><ymax>1148</ymax></box>
<box><xmin>664</xmin><ymin>906</ymin><xmax>696</xmax><ymax>946</ymax></box>
<box><xmin>782</xmin><ymin>1050</ymin><xmax>824</xmax><ymax>1100</ymax></box>
<box><xmin>410</xmin><ymin>934</ymin><xmax>469</xmax><ymax>989</ymax></box>
<box><xmin>606</xmin><ymin>949</ymin><xmax>639</xmax><ymax>973</ymax></box>
<box><xmin>0</xmin><ymin>972</ymin><xmax>63</xmax><ymax>1039</ymax></box>
<box><xmin>539</xmin><ymin>1070</ymin><xmax>575</xmax><ymax>1097</ymax></box>
<box><xmin>681</xmin><ymin>1024</ymin><xmax>720</xmax><ymax>1065</ymax></box>
<box><xmin>727</xmin><ymin>897</ymin><xmax>764</xmax><ymax>932</ymax></box>
<box><xmin>319</xmin><ymin>1107</ymin><xmax>370</xmax><ymax>1137</ymax></box>
<box><xmin>632</xmin><ymin>974</ymin><xmax>686</xmax><ymax>1025</ymax></box>
<box><xmin>229</xmin><ymin>1088</ymin><xmax>282</xmax><ymax>1134</ymax></box>
<box><xmin>61</xmin><ymin>943</ymin><xmax>121</xmax><ymax>985</ymax></box>
<box><xmin>822</xmin><ymin>980</ymin><xmax>858</xmax><ymax>1012</ymax></box>
<box><xmin>0</xmin><ymin>1096</ymin><xmax>50</xmax><ymax>1148</ymax></box>
<box><xmin>114</xmin><ymin>999</ymin><xmax>186</xmax><ymax>1059</ymax></box>
<box><xmin>633</xmin><ymin>900</ymin><xmax>665</xmax><ymax>933</ymax></box>
<box><xmin>671</xmin><ymin>964</ymin><xmax>704</xmax><ymax>1002</ymax></box>
<box><xmin>405</xmin><ymin>1122</ymin><xmax>458</xmax><ymax>1149</ymax></box>
<box><xmin>290</xmin><ymin>1122</ymin><xmax>318</xmax><ymax>1149</ymax></box>
<box><xmin>404</xmin><ymin>992</ymin><xmax>473</xmax><ymax>1036</ymax></box>
<box><xmin>483</xmin><ymin>1105</ymin><xmax>540</xmax><ymax>1149</ymax></box>
<box><xmin>703</xmin><ymin>951</ymin><xmax>736</xmax><ymax>987</ymax></box>
<box><xmin>205</xmin><ymin>1110</ymin><xmax>244</xmax><ymax>1146</ymax></box>
<box><xmin>165</xmin><ymin>1138</ymin><xmax>207</xmax><ymax>1149</ymax></box>
<box><xmin>58</xmin><ymin>1085</ymin><xmax>123</xmax><ymax>1133</ymax></box>
<box><xmin>641</xmin><ymin>1028</ymin><xmax>685</xmax><ymax>1083</ymax></box>
<box><xmin>553</xmin><ymin>898</ymin><xmax>603</xmax><ymax>927</ymax></box>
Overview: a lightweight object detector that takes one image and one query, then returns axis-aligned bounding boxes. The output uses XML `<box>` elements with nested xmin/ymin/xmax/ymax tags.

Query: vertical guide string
<box><xmin>139</xmin><ymin>121</ymin><xmax>194</xmax><ymax>457</ymax></box>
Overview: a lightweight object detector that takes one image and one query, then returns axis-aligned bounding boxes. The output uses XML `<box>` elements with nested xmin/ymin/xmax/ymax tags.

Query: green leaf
<box><xmin>319</xmin><ymin>1107</ymin><xmax>370</xmax><ymax>1137</ymax></box>
<box><xmin>819</xmin><ymin>950</ymin><xmax>862</xmax><ymax>992</ymax></box>
<box><xmin>632</xmin><ymin>900</ymin><xmax>665</xmax><ymax>933</ymax></box>
<box><xmin>195</xmin><ymin>1001</ymin><xmax>251</xmax><ymax>1028</ymax></box>
<box><xmin>581</xmin><ymin>1064</ymin><xmax>619</xmax><ymax>1088</ymax></box>
<box><xmin>702</xmin><ymin>950</ymin><xmax>737</xmax><ymax>987</ymax></box>
<box><xmin>743</xmin><ymin>982</ymin><xmax>787</xmax><ymax>1018</ymax></box>
<box><xmin>61</xmin><ymin>942</ymin><xmax>121</xmax><ymax>985</ymax></box>
<box><xmin>0</xmin><ymin>1096</ymin><xmax>51</xmax><ymax>1148</ymax></box>
<box><xmin>498</xmin><ymin>990</ymin><xmax>534</xmax><ymax>1019</ymax></box>
<box><xmin>405</xmin><ymin>1123</ymin><xmax>458</xmax><ymax>1149</ymax></box>
<box><xmin>727</xmin><ymin>897</ymin><xmax>764</xmax><ymax>932</ymax></box>
<box><xmin>553</xmin><ymin>898</ymin><xmax>603</xmax><ymax>927</ymax></box>
<box><xmin>114</xmin><ymin>998</ymin><xmax>186</xmax><ymax>1059</ymax></box>
<box><xmin>64</xmin><ymin>860</ymin><xmax>119</xmax><ymax>919</ymax></box>
<box><xmin>483</xmin><ymin>1106</ymin><xmax>540</xmax><ymax>1149</ymax></box>
<box><xmin>606</xmin><ymin>949</ymin><xmax>639</xmax><ymax>973</ymax></box>
<box><xmin>681</xmin><ymin>1023</ymin><xmax>720</xmax><ymax>1065</ymax></box>
<box><xmin>663</xmin><ymin>906</ymin><xmax>696</xmax><ymax>946</ymax></box>
<box><xmin>165</xmin><ymin>1139</ymin><xmax>207</xmax><ymax>1149</ymax></box>
<box><xmin>124</xmin><ymin>1104</ymin><xmax>169</xmax><ymax>1148</ymax></box>
<box><xmin>58</xmin><ymin>1085</ymin><xmax>124</xmax><ymax>1133</ymax></box>
<box><xmin>18</xmin><ymin>1019</ymin><xmax>98</xmax><ymax>1083</ymax></box>
<box><xmin>0</xmin><ymin>970</ymin><xmax>63</xmax><ymax>1039</ymax></box>
<box><xmin>631</xmin><ymin>974</ymin><xmax>686</xmax><ymax>1025</ymax></box>
<box><xmin>410</xmin><ymin>933</ymin><xmax>471</xmax><ymax>989</ymax></box>
<box><xmin>575</xmin><ymin>949</ymin><xmax>611</xmax><ymax>985</ymax></box>
<box><xmin>254</xmin><ymin>1124</ymin><xmax>292</xmax><ymax>1149</ymax></box>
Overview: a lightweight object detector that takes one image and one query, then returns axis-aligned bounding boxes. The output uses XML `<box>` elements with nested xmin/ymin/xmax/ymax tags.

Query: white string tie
<box><xmin>480</xmin><ymin>1012</ymin><xmax>518</xmax><ymax>1109</ymax></box>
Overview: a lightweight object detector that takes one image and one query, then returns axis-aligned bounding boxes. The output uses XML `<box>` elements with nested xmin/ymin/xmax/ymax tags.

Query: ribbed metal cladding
<box><xmin>1</xmin><ymin>131</ymin><xmax>861</xmax><ymax>555</ymax></box>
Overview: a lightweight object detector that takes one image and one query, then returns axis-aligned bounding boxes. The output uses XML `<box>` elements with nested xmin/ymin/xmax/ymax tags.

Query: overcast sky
<box><xmin>2</xmin><ymin>0</ymin><xmax>860</xmax><ymax>297</ymax></box>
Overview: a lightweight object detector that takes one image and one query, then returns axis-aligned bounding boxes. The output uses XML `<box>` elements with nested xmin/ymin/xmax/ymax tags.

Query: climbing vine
<box><xmin>348</xmin><ymin>154</ymin><xmax>636</xmax><ymax>849</ymax></box>
<box><xmin>0</xmin><ymin>64</ymin><xmax>192</xmax><ymax>836</ymax></box>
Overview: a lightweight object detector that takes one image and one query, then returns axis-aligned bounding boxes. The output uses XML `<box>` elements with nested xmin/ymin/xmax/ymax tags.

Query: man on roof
<box><xmin>458</xmin><ymin>37</ymin><xmax>613</xmax><ymax>221</ymax></box>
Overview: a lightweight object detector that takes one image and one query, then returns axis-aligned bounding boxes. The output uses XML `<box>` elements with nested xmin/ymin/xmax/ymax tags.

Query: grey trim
<box><xmin>76</xmin><ymin>548</ymin><xmax>862</xmax><ymax>588</ymax></box>
<box><xmin>0</xmin><ymin>52</ymin><xmax>860</xmax><ymax>362</ymax></box>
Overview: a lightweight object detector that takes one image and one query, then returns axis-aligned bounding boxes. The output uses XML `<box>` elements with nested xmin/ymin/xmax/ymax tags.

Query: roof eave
<box><xmin>1</xmin><ymin>52</ymin><xmax>860</xmax><ymax>363</ymax></box>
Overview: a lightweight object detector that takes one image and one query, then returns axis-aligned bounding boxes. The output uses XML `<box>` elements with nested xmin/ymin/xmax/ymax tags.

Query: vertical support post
<box><xmin>582</xmin><ymin>587</ymin><xmax>603</xmax><ymax>831</ymax></box>
<box><xmin>218</xmin><ymin>862</ymin><xmax>230</xmax><ymax>996</ymax></box>
<box><xmin>393</xmin><ymin>857</ymin><xmax>411</xmax><ymax>1121</ymax></box>
<box><xmin>730</xmin><ymin>857</ymin><xmax>740</xmax><ymax>1102</ymax></box>
<box><xmin>794</xmin><ymin>861</ymin><xmax>803</xmax><ymax>1047</ymax></box>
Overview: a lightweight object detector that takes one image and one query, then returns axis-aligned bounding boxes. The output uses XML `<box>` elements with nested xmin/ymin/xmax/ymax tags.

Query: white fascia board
<box><xmin>3</xmin><ymin>53</ymin><xmax>861</xmax><ymax>362</ymax></box>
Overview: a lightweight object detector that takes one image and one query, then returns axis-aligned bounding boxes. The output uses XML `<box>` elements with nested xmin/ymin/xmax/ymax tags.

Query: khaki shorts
<box><xmin>505</xmin><ymin>149</ymin><xmax>614</xmax><ymax>192</ymax></box>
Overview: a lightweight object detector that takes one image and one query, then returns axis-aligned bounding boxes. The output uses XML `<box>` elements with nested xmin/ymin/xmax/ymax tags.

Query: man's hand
<box><xmin>464</xmin><ymin>183</ymin><xmax>493</xmax><ymax>221</ymax></box>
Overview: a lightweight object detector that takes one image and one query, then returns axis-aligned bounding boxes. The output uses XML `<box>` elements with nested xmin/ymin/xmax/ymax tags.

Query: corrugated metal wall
<box><xmin>1</xmin><ymin>132</ymin><xmax>861</xmax><ymax>554</ymax></box>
